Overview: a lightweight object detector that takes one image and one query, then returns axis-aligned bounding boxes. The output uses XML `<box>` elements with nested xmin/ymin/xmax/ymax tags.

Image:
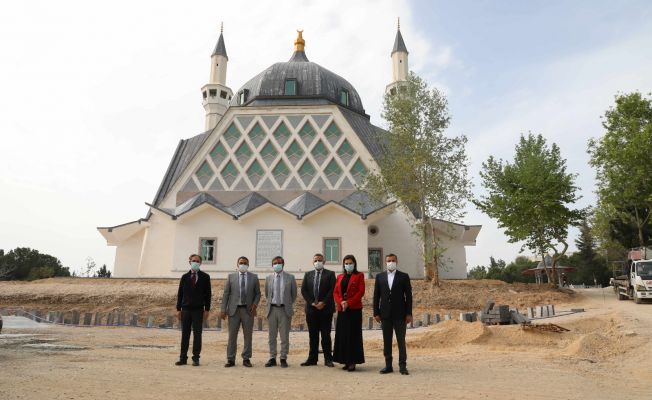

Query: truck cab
<box><xmin>630</xmin><ymin>259</ymin><xmax>652</xmax><ymax>303</ymax></box>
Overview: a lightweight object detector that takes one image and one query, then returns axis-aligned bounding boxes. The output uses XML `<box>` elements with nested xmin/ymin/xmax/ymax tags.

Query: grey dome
<box><xmin>231</xmin><ymin>50</ymin><xmax>366</xmax><ymax>115</ymax></box>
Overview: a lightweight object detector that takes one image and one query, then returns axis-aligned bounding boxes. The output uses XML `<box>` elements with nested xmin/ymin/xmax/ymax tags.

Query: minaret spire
<box><xmin>386</xmin><ymin>18</ymin><xmax>409</xmax><ymax>95</ymax></box>
<box><xmin>202</xmin><ymin>23</ymin><xmax>233</xmax><ymax>130</ymax></box>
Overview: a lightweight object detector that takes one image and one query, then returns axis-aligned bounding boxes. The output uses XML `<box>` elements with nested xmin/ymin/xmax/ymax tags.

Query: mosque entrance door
<box><xmin>368</xmin><ymin>248</ymin><xmax>383</xmax><ymax>278</ymax></box>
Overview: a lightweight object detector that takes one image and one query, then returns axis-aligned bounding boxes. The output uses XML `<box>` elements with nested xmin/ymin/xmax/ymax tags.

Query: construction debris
<box><xmin>522</xmin><ymin>323</ymin><xmax>570</xmax><ymax>333</ymax></box>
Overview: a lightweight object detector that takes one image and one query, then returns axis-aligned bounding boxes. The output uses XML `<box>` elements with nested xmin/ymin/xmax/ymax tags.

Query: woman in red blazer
<box><xmin>332</xmin><ymin>254</ymin><xmax>365</xmax><ymax>371</ymax></box>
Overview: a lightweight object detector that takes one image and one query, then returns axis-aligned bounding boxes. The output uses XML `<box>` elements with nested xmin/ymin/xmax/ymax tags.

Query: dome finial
<box><xmin>397</xmin><ymin>17</ymin><xmax>400</xmax><ymax>30</ymax></box>
<box><xmin>294</xmin><ymin>30</ymin><xmax>305</xmax><ymax>52</ymax></box>
<box><xmin>220</xmin><ymin>21</ymin><xmax>223</xmax><ymax>34</ymax></box>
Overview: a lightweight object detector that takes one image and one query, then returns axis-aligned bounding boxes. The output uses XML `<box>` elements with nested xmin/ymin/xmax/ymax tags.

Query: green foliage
<box><xmin>0</xmin><ymin>247</ymin><xmax>70</xmax><ymax>281</ymax></box>
<box><xmin>365</xmin><ymin>72</ymin><xmax>472</xmax><ymax>283</ymax></box>
<box><xmin>565</xmin><ymin>219</ymin><xmax>611</xmax><ymax>286</ymax></box>
<box><xmin>467</xmin><ymin>256</ymin><xmax>536</xmax><ymax>283</ymax></box>
<box><xmin>588</xmin><ymin>92</ymin><xmax>652</xmax><ymax>248</ymax></box>
<box><xmin>475</xmin><ymin>133</ymin><xmax>585</xmax><ymax>283</ymax></box>
<box><xmin>95</xmin><ymin>264</ymin><xmax>112</xmax><ymax>278</ymax></box>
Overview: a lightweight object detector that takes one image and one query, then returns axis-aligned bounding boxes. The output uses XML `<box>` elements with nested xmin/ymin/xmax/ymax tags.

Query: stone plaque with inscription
<box><xmin>256</xmin><ymin>230</ymin><xmax>283</xmax><ymax>266</ymax></box>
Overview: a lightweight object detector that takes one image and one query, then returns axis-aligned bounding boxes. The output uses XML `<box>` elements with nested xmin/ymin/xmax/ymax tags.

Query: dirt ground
<box><xmin>0</xmin><ymin>277</ymin><xmax>577</xmax><ymax>326</ymax></box>
<box><xmin>1</xmin><ymin>287</ymin><xmax>652</xmax><ymax>399</ymax></box>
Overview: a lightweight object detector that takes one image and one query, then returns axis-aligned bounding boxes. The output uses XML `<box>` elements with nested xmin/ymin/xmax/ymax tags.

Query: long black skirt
<box><xmin>332</xmin><ymin>308</ymin><xmax>365</xmax><ymax>365</ymax></box>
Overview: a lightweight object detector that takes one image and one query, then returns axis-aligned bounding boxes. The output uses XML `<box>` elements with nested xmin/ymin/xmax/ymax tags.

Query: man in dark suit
<box><xmin>175</xmin><ymin>253</ymin><xmax>212</xmax><ymax>366</ymax></box>
<box><xmin>373</xmin><ymin>253</ymin><xmax>412</xmax><ymax>375</ymax></box>
<box><xmin>300</xmin><ymin>253</ymin><xmax>336</xmax><ymax>367</ymax></box>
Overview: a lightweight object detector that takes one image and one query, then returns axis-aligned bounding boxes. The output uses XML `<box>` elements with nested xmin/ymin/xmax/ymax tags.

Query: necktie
<box><xmin>274</xmin><ymin>273</ymin><xmax>281</xmax><ymax>305</ymax></box>
<box><xmin>240</xmin><ymin>273</ymin><xmax>246</xmax><ymax>305</ymax></box>
<box><xmin>191</xmin><ymin>272</ymin><xmax>197</xmax><ymax>288</ymax></box>
<box><xmin>314</xmin><ymin>271</ymin><xmax>321</xmax><ymax>302</ymax></box>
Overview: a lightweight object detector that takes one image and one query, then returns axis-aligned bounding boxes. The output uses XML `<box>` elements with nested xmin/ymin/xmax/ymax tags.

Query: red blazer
<box><xmin>333</xmin><ymin>272</ymin><xmax>365</xmax><ymax>312</ymax></box>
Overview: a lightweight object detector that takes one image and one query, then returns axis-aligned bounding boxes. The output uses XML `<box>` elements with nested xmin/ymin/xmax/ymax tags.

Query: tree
<box><xmin>568</xmin><ymin>218</ymin><xmax>610</xmax><ymax>286</ymax></box>
<box><xmin>365</xmin><ymin>72</ymin><xmax>472</xmax><ymax>285</ymax></box>
<box><xmin>475</xmin><ymin>133</ymin><xmax>585</xmax><ymax>286</ymax></box>
<box><xmin>95</xmin><ymin>264</ymin><xmax>112</xmax><ymax>278</ymax></box>
<box><xmin>588</xmin><ymin>92</ymin><xmax>652</xmax><ymax>248</ymax></box>
<box><xmin>84</xmin><ymin>257</ymin><xmax>96</xmax><ymax>277</ymax></box>
<box><xmin>467</xmin><ymin>256</ymin><xmax>536</xmax><ymax>283</ymax></box>
<box><xmin>0</xmin><ymin>247</ymin><xmax>70</xmax><ymax>280</ymax></box>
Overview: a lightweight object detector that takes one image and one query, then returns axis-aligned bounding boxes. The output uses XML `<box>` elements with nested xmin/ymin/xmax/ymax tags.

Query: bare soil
<box><xmin>0</xmin><ymin>277</ymin><xmax>576</xmax><ymax>327</ymax></box>
<box><xmin>1</xmin><ymin>288</ymin><xmax>651</xmax><ymax>399</ymax></box>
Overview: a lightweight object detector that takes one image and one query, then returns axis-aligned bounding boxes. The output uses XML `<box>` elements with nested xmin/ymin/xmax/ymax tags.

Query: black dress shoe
<box><xmin>341</xmin><ymin>364</ymin><xmax>349</xmax><ymax>370</ymax></box>
<box><xmin>347</xmin><ymin>364</ymin><xmax>356</xmax><ymax>372</ymax></box>
<box><xmin>175</xmin><ymin>359</ymin><xmax>187</xmax><ymax>366</ymax></box>
<box><xmin>300</xmin><ymin>360</ymin><xmax>317</xmax><ymax>366</ymax></box>
<box><xmin>379</xmin><ymin>366</ymin><xmax>394</xmax><ymax>374</ymax></box>
<box><xmin>243</xmin><ymin>359</ymin><xmax>252</xmax><ymax>368</ymax></box>
<box><xmin>192</xmin><ymin>359</ymin><xmax>200</xmax><ymax>366</ymax></box>
<box><xmin>325</xmin><ymin>360</ymin><xmax>335</xmax><ymax>368</ymax></box>
<box><xmin>224</xmin><ymin>360</ymin><xmax>235</xmax><ymax>368</ymax></box>
<box><xmin>400</xmin><ymin>367</ymin><xmax>409</xmax><ymax>375</ymax></box>
<box><xmin>280</xmin><ymin>359</ymin><xmax>288</xmax><ymax>368</ymax></box>
<box><xmin>265</xmin><ymin>358</ymin><xmax>277</xmax><ymax>367</ymax></box>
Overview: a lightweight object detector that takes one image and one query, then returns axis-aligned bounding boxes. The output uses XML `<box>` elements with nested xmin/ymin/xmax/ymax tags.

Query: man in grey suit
<box><xmin>220</xmin><ymin>256</ymin><xmax>261</xmax><ymax>368</ymax></box>
<box><xmin>264</xmin><ymin>255</ymin><xmax>297</xmax><ymax>368</ymax></box>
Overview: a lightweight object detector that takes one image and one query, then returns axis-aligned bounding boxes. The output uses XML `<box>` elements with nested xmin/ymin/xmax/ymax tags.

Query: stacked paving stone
<box><xmin>480</xmin><ymin>300</ymin><xmax>530</xmax><ymax>325</ymax></box>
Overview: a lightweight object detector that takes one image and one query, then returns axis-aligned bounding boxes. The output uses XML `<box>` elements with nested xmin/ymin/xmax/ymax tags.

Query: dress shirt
<box><xmin>387</xmin><ymin>270</ymin><xmax>396</xmax><ymax>290</ymax></box>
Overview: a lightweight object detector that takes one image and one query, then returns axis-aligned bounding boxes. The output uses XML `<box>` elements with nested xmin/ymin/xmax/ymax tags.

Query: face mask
<box><xmin>190</xmin><ymin>262</ymin><xmax>201</xmax><ymax>271</ymax></box>
<box><xmin>314</xmin><ymin>261</ymin><xmax>324</xmax><ymax>270</ymax></box>
<box><xmin>344</xmin><ymin>263</ymin><xmax>354</xmax><ymax>273</ymax></box>
<box><xmin>273</xmin><ymin>264</ymin><xmax>283</xmax><ymax>273</ymax></box>
<box><xmin>238</xmin><ymin>264</ymin><xmax>249</xmax><ymax>273</ymax></box>
<box><xmin>386</xmin><ymin>262</ymin><xmax>397</xmax><ymax>272</ymax></box>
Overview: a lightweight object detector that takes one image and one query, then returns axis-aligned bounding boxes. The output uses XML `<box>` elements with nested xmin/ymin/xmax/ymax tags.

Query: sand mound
<box><xmin>407</xmin><ymin>320</ymin><xmax>490</xmax><ymax>349</ymax></box>
<box><xmin>562</xmin><ymin>332</ymin><xmax>624</xmax><ymax>360</ymax></box>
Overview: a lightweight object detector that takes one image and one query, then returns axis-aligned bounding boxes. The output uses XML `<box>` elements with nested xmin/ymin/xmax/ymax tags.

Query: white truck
<box><xmin>612</xmin><ymin>247</ymin><xmax>652</xmax><ymax>304</ymax></box>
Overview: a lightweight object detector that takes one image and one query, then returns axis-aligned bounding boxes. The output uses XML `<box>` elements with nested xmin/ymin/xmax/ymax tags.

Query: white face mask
<box><xmin>190</xmin><ymin>262</ymin><xmax>201</xmax><ymax>271</ymax></box>
<box><xmin>386</xmin><ymin>262</ymin><xmax>397</xmax><ymax>272</ymax></box>
<box><xmin>238</xmin><ymin>264</ymin><xmax>249</xmax><ymax>273</ymax></box>
<box><xmin>314</xmin><ymin>261</ymin><xmax>324</xmax><ymax>270</ymax></box>
<box><xmin>273</xmin><ymin>264</ymin><xmax>283</xmax><ymax>273</ymax></box>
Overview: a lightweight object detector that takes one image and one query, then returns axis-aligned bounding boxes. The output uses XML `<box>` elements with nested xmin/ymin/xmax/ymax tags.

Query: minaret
<box><xmin>202</xmin><ymin>23</ymin><xmax>233</xmax><ymax>130</ymax></box>
<box><xmin>385</xmin><ymin>18</ymin><xmax>409</xmax><ymax>95</ymax></box>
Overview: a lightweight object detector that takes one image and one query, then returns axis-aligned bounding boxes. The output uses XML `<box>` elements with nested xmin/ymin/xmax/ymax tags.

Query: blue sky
<box><xmin>1</xmin><ymin>0</ymin><xmax>651</xmax><ymax>274</ymax></box>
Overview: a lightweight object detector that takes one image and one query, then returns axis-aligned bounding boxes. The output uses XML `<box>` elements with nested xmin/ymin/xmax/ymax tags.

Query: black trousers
<box><xmin>306</xmin><ymin>310</ymin><xmax>333</xmax><ymax>362</ymax></box>
<box><xmin>180</xmin><ymin>309</ymin><xmax>204</xmax><ymax>361</ymax></box>
<box><xmin>381</xmin><ymin>318</ymin><xmax>407</xmax><ymax>367</ymax></box>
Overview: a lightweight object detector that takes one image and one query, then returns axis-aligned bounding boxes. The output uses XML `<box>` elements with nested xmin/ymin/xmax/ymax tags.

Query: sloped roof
<box><xmin>282</xmin><ymin>192</ymin><xmax>327</xmax><ymax>217</ymax></box>
<box><xmin>151</xmin><ymin>131</ymin><xmax>210</xmax><ymax>207</ymax></box>
<box><xmin>339</xmin><ymin>191</ymin><xmax>394</xmax><ymax>218</ymax></box>
<box><xmin>227</xmin><ymin>192</ymin><xmax>269</xmax><ymax>217</ymax></box>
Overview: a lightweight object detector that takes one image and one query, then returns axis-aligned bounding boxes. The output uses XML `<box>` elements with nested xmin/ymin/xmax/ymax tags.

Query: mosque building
<box><xmin>98</xmin><ymin>24</ymin><xmax>481</xmax><ymax>279</ymax></box>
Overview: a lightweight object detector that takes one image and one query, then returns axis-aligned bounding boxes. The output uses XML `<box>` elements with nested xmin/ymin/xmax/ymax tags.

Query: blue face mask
<box><xmin>344</xmin><ymin>263</ymin><xmax>354</xmax><ymax>273</ymax></box>
<box><xmin>190</xmin><ymin>262</ymin><xmax>201</xmax><ymax>271</ymax></box>
<box><xmin>273</xmin><ymin>264</ymin><xmax>283</xmax><ymax>273</ymax></box>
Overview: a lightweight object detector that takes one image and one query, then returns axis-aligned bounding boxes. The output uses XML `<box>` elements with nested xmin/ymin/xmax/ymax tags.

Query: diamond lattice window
<box><xmin>247</xmin><ymin>122</ymin><xmax>265</xmax><ymax>149</ymax></box>
<box><xmin>285</xmin><ymin>140</ymin><xmax>304</xmax><ymax>166</ymax></box>
<box><xmin>272</xmin><ymin>159</ymin><xmax>290</xmax><ymax>186</ymax></box>
<box><xmin>247</xmin><ymin>160</ymin><xmax>265</xmax><ymax>187</ymax></box>
<box><xmin>260</xmin><ymin>141</ymin><xmax>278</xmax><ymax>167</ymax></box>
<box><xmin>273</xmin><ymin>121</ymin><xmax>291</xmax><ymax>147</ymax></box>
<box><xmin>350</xmin><ymin>159</ymin><xmax>368</xmax><ymax>184</ymax></box>
<box><xmin>221</xmin><ymin>160</ymin><xmax>239</xmax><ymax>188</ymax></box>
<box><xmin>311</xmin><ymin>139</ymin><xmax>329</xmax><ymax>166</ymax></box>
<box><xmin>298</xmin><ymin>159</ymin><xmax>316</xmax><ymax>186</ymax></box>
<box><xmin>337</xmin><ymin>139</ymin><xmax>355</xmax><ymax>166</ymax></box>
<box><xmin>235</xmin><ymin>142</ymin><xmax>252</xmax><ymax>166</ymax></box>
<box><xmin>324</xmin><ymin>159</ymin><xmax>342</xmax><ymax>186</ymax></box>
<box><xmin>324</xmin><ymin>122</ymin><xmax>342</xmax><ymax>146</ymax></box>
<box><xmin>196</xmin><ymin>161</ymin><xmax>214</xmax><ymax>187</ymax></box>
<box><xmin>223</xmin><ymin>123</ymin><xmax>241</xmax><ymax>148</ymax></box>
<box><xmin>210</xmin><ymin>141</ymin><xmax>228</xmax><ymax>166</ymax></box>
<box><xmin>298</xmin><ymin>121</ymin><xmax>316</xmax><ymax>146</ymax></box>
